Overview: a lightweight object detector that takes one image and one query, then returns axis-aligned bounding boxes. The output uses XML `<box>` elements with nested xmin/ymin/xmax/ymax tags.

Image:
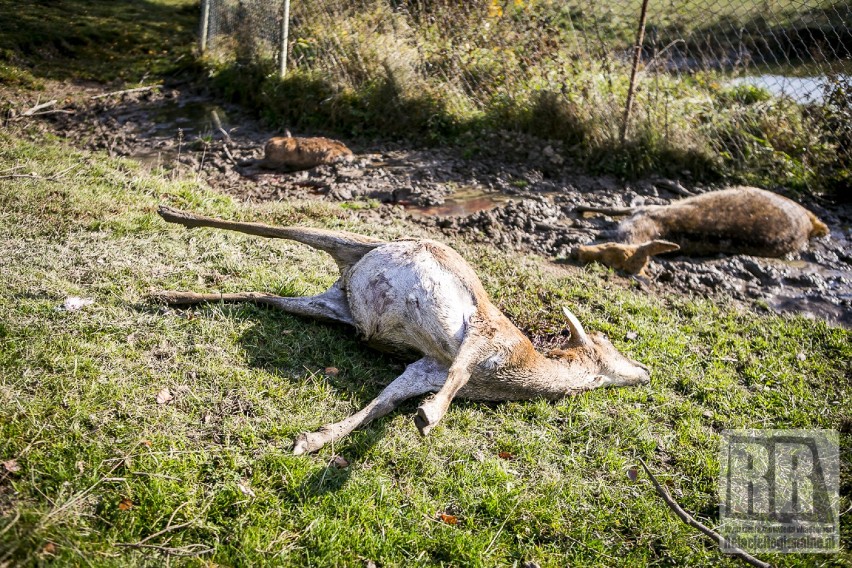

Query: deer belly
<box><xmin>346</xmin><ymin>244</ymin><xmax>477</xmax><ymax>361</ymax></box>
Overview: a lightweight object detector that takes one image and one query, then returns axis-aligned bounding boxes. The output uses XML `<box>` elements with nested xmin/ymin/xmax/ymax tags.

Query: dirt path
<box><xmin>8</xmin><ymin>81</ymin><xmax>852</xmax><ymax>326</ymax></box>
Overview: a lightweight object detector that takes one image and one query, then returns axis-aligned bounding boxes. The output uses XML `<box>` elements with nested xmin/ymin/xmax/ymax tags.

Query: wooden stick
<box><xmin>21</xmin><ymin>99</ymin><xmax>57</xmax><ymax>116</ymax></box>
<box><xmin>637</xmin><ymin>458</ymin><xmax>771</xmax><ymax>568</ymax></box>
<box><xmin>620</xmin><ymin>0</ymin><xmax>650</xmax><ymax>144</ymax></box>
<box><xmin>91</xmin><ymin>85</ymin><xmax>157</xmax><ymax>100</ymax></box>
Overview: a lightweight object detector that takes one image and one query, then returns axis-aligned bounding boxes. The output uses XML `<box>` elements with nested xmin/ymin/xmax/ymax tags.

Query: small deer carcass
<box><xmin>152</xmin><ymin>206</ymin><xmax>650</xmax><ymax>454</ymax></box>
<box><xmin>249</xmin><ymin>132</ymin><xmax>353</xmax><ymax>171</ymax></box>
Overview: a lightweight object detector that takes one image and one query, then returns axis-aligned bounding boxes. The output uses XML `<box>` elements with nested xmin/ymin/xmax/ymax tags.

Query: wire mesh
<box><xmin>199</xmin><ymin>0</ymin><xmax>851</xmax><ymax>185</ymax></box>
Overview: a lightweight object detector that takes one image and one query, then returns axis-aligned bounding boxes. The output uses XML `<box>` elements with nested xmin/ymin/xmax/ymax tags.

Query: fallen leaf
<box><xmin>627</xmin><ymin>466</ymin><xmax>638</xmax><ymax>481</ymax></box>
<box><xmin>3</xmin><ymin>459</ymin><xmax>20</xmax><ymax>473</ymax></box>
<box><xmin>118</xmin><ymin>498</ymin><xmax>133</xmax><ymax>511</ymax></box>
<box><xmin>324</xmin><ymin>367</ymin><xmax>339</xmax><ymax>376</ymax></box>
<box><xmin>141</xmin><ymin>439</ymin><xmax>152</xmax><ymax>447</ymax></box>
<box><xmin>43</xmin><ymin>542</ymin><xmax>57</xmax><ymax>555</ymax></box>
<box><xmin>155</xmin><ymin>387</ymin><xmax>173</xmax><ymax>405</ymax></box>
<box><xmin>238</xmin><ymin>482</ymin><xmax>256</xmax><ymax>498</ymax></box>
<box><xmin>61</xmin><ymin>296</ymin><xmax>95</xmax><ymax>311</ymax></box>
<box><xmin>498</xmin><ymin>451</ymin><xmax>514</xmax><ymax>460</ymax></box>
<box><xmin>439</xmin><ymin>513</ymin><xmax>458</xmax><ymax>525</ymax></box>
<box><xmin>76</xmin><ymin>461</ymin><xmax>85</xmax><ymax>473</ymax></box>
<box><xmin>472</xmin><ymin>450</ymin><xmax>485</xmax><ymax>462</ymax></box>
<box><xmin>330</xmin><ymin>455</ymin><xmax>349</xmax><ymax>469</ymax></box>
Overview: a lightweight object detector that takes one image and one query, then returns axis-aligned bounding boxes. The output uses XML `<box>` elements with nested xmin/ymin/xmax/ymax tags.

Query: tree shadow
<box><xmin>0</xmin><ymin>0</ymin><xmax>199</xmax><ymax>84</ymax></box>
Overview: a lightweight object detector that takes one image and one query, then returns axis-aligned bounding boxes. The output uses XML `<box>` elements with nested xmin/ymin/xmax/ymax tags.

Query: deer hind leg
<box><xmin>151</xmin><ymin>280</ymin><xmax>355</xmax><ymax>325</ymax></box>
<box><xmin>157</xmin><ymin>206</ymin><xmax>386</xmax><ymax>270</ymax></box>
<box><xmin>292</xmin><ymin>358</ymin><xmax>448</xmax><ymax>454</ymax></box>
<box><xmin>413</xmin><ymin>332</ymin><xmax>491</xmax><ymax>436</ymax></box>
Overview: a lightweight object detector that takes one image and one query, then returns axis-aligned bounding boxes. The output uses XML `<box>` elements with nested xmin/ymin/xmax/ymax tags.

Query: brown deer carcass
<box><xmin>575</xmin><ymin>187</ymin><xmax>830</xmax><ymax>274</ymax></box>
<box><xmin>252</xmin><ymin>133</ymin><xmax>353</xmax><ymax>171</ymax></box>
<box><xmin>152</xmin><ymin>206</ymin><xmax>650</xmax><ymax>454</ymax></box>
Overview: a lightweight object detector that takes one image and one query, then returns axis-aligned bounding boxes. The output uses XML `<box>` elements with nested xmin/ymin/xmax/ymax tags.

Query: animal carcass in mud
<box><xmin>574</xmin><ymin>240</ymin><xmax>681</xmax><ymax>276</ymax></box>
<box><xmin>575</xmin><ymin>187</ymin><xmax>830</xmax><ymax>274</ymax></box>
<box><xmin>246</xmin><ymin>133</ymin><xmax>353</xmax><ymax>171</ymax></box>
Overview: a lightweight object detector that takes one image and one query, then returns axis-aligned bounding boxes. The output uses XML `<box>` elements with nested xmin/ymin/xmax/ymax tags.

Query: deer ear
<box><xmin>562</xmin><ymin>306</ymin><xmax>590</xmax><ymax>347</ymax></box>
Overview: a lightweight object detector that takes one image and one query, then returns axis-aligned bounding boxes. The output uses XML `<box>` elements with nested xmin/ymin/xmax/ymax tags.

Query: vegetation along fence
<box><xmin>199</xmin><ymin>0</ymin><xmax>851</xmax><ymax>194</ymax></box>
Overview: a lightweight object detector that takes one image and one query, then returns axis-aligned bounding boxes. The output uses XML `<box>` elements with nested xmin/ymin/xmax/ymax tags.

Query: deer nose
<box><xmin>637</xmin><ymin>361</ymin><xmax>650</xmax><ymax>374</ymax></box>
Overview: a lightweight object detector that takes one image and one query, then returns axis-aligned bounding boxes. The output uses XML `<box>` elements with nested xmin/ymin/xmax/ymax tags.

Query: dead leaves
<box><xmin>118</xmin><ymin>497</ymin><xmax>134</xmax><ymax>511</ymax></box>
<box><xmin>627</xmin><ymin>465</ymin><xmax>639</xmax><ymax>481</ymax></box>
<box><xmin>155</xmin><ymin>387</ymin><xmax>173</xmax><ymax>405</ymax></box>
<box><xmin>324</xmin><ymin>367</ymin><xmax>339</xmax><ymax>377</ymax></box>
<box><xmin>330</xmin><ymin>455</ymin><xmax>349</xmax><ymax>469</ymax></box>
<box><xmin>438</xmin><ymin>513</ymin><xmax>458</xmax><ymax>525</ymax></box>
<box><xmin>58</xmin><ymin>296</ymin><xmax>94</xmax><ymax>312</ymax></box>
<box><xmin>2</xmin><ymin>459</ymin><xmax>20</xmax><ymax>473</ymax></box>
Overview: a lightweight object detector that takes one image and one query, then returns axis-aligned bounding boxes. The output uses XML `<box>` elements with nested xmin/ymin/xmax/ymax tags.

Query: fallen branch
<box><xmin>0</xmin><ymin>164</ymin><xmax>80</xmax><ymax>182</ymax></box>
<box><xmin>91</xmin><ymin>85</ymin><xmax>158</xmax><ymax>100</ymax></box>
<box><xmin>22</xmin><ymin>99</ymin><xmax>57</xmax><ymax>116</ymax></box>
<box><xmin>638</xmin><ymin>458</ymin><xmax>771</xmax><ymax>568</ymax></box>
<box><xmin>221</xmin><ymin>143</ymin><xmax>235</xmax><ymax>163</ymax></box>
<box><xmin>651</xmin><ymin>178</ymin><xmax>694</xmax><ymax>197</ymax></box>
<box><xmin>210</xmin><ymin>110</ymin><xmax>232</xmax><ymax>143</ymax></box>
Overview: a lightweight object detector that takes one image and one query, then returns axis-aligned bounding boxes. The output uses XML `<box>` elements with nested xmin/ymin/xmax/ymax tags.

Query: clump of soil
<box><xmin>10</xmin><ymin>81</ymin><xmax>851</xmax><ymax>326</ymax></box>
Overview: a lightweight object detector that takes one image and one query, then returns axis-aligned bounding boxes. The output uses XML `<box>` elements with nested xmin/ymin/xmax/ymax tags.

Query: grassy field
<box><xmin>0</xmin><ymin>125</ymin><xmax>850</xmax><ymax>566</ymax></box>
<box><xmin>0</xmin><ymin>0</ymin><xmax>850</xmax><ymax>565</ymax></box>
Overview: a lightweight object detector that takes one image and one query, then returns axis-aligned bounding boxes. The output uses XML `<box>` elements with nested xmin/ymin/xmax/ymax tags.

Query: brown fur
<box><xmin>588</xmin><ymin>187</ymin><xmax>829</xmax><ymax>258</ymax></box>
<box><xmin>256</xmin><ymin>135</ymin><xmax>353</xmax><ymax>171</ymax></box>
<box><xmin>575</xmin><ymin>240</ymin><xmax>680</xmax><ymax>275</ymax></box>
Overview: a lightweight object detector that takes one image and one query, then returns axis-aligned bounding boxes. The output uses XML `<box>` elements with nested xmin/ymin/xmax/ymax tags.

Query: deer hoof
<box><xmin>414</xmin><ymin>404</ymin><xmax>442</xmax><ymax>436</ymax></box>
<box><xmin>292</xmin><ymin>431</ymin><xmax>325</xmax><ymax>455</ymax></box>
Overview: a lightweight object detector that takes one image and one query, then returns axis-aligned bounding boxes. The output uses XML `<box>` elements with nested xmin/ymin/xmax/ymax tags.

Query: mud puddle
<box><xmin>17</xmin><ymin>81</ymin><xmax>852</xmax><ymax>327</ymax></box>
<box><xmin>403</xmin><ymin>187</ymin><xmax>516</xmax><ymax>218</ymax></box>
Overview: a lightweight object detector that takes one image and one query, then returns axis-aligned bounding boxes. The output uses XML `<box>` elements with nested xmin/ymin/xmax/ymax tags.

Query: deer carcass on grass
<box><xmin>152</xmin><ymin>206</ymin><xmax>650</xmax><ymax>454</ymax></box>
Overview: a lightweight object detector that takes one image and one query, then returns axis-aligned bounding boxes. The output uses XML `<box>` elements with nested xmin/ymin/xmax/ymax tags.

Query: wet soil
<box><xmin>8</xmin><ymin>82</ymin><xmax>851</xmax><ymax>327</ymax></box>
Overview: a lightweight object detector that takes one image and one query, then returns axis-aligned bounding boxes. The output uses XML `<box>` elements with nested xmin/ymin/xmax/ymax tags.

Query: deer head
<box><xmin>548</xmin><ymin>307</ymin><xmax>651</xmax><ymax>388</ymax></box>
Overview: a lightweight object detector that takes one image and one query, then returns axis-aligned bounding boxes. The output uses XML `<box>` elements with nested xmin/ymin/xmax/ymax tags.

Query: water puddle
<box><xmin>727</xmin><ymin>74</ymin><xmax>849</xmax><ymax>104</ymax></box>
<box><xmin>403</xmin><ymin>187</ymin><xmax>516</xmax><ymax>218</ymax></box>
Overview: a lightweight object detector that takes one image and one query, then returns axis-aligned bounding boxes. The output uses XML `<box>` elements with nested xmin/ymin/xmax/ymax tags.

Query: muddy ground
<box><xmin>8</xmin><ymin>82</ymin><xmax>852</xmax><ymax>327</ymax></box>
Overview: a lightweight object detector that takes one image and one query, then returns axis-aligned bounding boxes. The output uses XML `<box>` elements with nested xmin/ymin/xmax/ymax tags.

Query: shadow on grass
<box><xmin>225</xmin><ymin>304</ymin><xmax>420</xmax><ymax>494</ymax></box>
<box><xmin>0</xmin><ymin>0</ymin><xmax>199</xmax><ymax>84</ymax></box>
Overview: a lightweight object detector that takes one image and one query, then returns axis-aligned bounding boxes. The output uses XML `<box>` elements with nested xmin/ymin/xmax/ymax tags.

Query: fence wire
<box><xmin>199</xmin><ymin>0</ymin><xmax>851</xmax><ymax>186</ymax></box>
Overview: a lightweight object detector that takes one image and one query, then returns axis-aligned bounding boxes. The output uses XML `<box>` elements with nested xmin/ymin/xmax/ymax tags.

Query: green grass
<box><xmin>1</xmin><ymin>125</ymin><xmax>850</xmax><ymax>566</ymax></box>
<box><xmin>0</xmin><ymin>0</ymin><xmax>198</xmax><ymax>85</ymax></box>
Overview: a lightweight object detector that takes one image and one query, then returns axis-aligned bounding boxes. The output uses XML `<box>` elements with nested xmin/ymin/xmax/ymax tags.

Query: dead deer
<box><xmin>152</xmin><ymin>206</ymin><xmax>651</xmax><ymax>454</ymax></box>
<box><xmin>573</xmin><ymin>240</ymin><xmax>680</xmax><ymax>276</ymax></box>
<box><xmin>249</xmin><ymin>132</ymin><xmax>353</xmax><ymax>171</ymax></box>
<box><xmin>577</xmin><ymin>186</ymin><xmax>829</xmax><ymax>259</ymax></box>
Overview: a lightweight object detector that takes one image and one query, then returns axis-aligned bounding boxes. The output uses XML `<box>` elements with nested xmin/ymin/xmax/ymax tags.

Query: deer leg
<box><xmin>292</xmin><ymin>358</ymin><xmax>448</xmax><ymax>454</ymax></box>
<box><xmin>151</xmin><ymin>280</ymin><xmax>355</xmax><ymax>325</ymax></box>
<box><xmin>413</xmin><ymin>333</ymin><xmax>490</xmax><ymax>436</ymax></box>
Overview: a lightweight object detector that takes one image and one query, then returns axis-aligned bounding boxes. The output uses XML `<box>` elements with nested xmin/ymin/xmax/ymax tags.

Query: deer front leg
<box><xmin>414</xmin><ymin>332</ymin><xmax>491</xmax><ymax>436</ymax></box>
<box><xmin>292</xmin><ymin>358</ymin><xmax>448</xmax><ymax>455</ymax></box>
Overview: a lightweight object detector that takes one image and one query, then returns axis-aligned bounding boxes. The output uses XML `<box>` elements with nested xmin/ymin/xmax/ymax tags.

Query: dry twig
<box><xmin>638</xmin><ymin>458</ymin><xmax>771</xmax><ymax>568</ymax></box>
<box><xmin>91</xmin><ymin>85</ymin><xmax>158</xmax><ymax>100</ymax></box>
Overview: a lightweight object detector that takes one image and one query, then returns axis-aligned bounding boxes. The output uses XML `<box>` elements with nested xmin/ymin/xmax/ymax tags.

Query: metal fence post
<box><xmin>621</xmin><ymin>0</ymin><xmax>650</xmax><ymax>144</ymax></box>
<box><xmin>279</xmin><ymin>0</ymin><xmax>291</xmax><ymax>78</ymax></box>
<box><xmin>200</xmin><ymin>0</ymin><xmax>211</xmax><ymax>53</ymax></box>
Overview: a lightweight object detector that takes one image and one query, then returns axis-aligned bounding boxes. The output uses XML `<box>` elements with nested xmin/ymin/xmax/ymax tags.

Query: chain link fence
<box><xmin>198</xmin><ymin>0</ymin><xmax>851</xmax><ymax>189</ymax></box>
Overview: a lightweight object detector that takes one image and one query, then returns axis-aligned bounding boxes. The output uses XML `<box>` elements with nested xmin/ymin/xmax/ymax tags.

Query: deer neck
<box><xmin>492</xmin><ymin>344</ymin><xmax>602</xmax><ymax>400</ymax></box>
